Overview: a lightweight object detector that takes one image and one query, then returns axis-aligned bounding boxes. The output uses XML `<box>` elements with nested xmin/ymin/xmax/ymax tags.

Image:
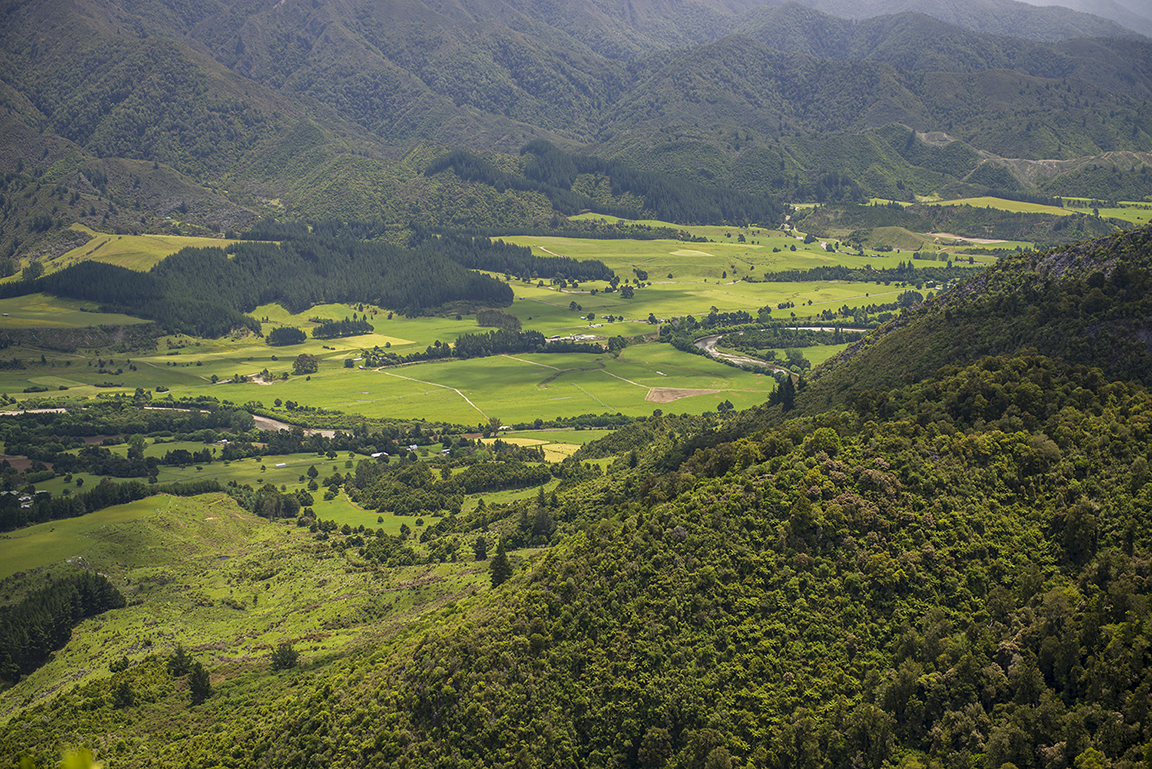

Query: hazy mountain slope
<box><xmin>781</xmin><ymin>0</ymin><xmax>1147</xmax><ymax>41</ymax></box>
<box><xmin>1024</xmin><ymin>0</ymin><xmax>1152</xmax><ymax>38</ymax></box>
<box><xmin>732</xmin><ymin>7</ymin><xmax>1152</xmax><ymax>98</ymax></box>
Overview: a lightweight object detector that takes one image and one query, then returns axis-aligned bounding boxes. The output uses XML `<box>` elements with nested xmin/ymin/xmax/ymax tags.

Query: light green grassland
<box><xmin>0</xmin><ymin>493</ymin><xmax>526</xmax><ymax>719</ymax></box>
<box><xmin>0</xmin><ymin>294</ymin><xmax>150</xmax><ymax>328</ymax></box>
<box><xmin>1058</xmin><ymin>199</ymin><xmax>1152</xmax><ymax>225</ymax></box>
<box><xmin>52</xmin><ymin>225</ymin><xmax>238</xmax><ymax>274</ymax></box>
<box><xmin>0</xmin><ymin>497</ymin><xmax>164</xmax><ymax>580</ymax></box>
<box><xmin>205</xmin><ymin>346</ymin><xmax>775</xmax><ymax>425</ymax></box>
<box><xmin>925</xmin><ymin>196</ymin><xmax>1073</xmax><ymax>216</ymax></box>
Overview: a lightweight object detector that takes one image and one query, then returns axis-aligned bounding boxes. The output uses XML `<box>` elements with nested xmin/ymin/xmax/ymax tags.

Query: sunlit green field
<box><xmin>0</xmin><ymin>294</ymin><xmax>150</xmax><ymax>328</ymax></box>
<box><xmin>924</xmin><ymin>196</ymin><xmax>1073</xmax><ymax>216</ymax></box>
<box><xmin>0</xmin><ymin>222</ymin><xmax>964</xmax><ymax>420</ymax></box>
<box><xmin>205</xmin><ymin>345</ymin><xmax>776</xmax><ymax>423</ymax></box>
<box><xmin>0</xmin><ymin>497</ymin><xmax>165</xmax><ymax>579</ymax></box>
<box><xmin>52</xmin><ymin>225</ymin><xmax>238</xmax><ymax>274</ymax></box>
<box><xmin>1058</xmin><ymin>198</ymin><xmax>1152</xmax><ymax>225</ymax></box>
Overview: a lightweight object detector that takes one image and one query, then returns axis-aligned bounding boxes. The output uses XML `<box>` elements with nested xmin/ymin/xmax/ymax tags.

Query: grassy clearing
<box><xmin>52</xmin><ymin>226</ymin><xmax>238</xmax><ymax>274</ymax></box>
<box><xmin>479</xmin><ymin>427</ymin><xmax>611</xmax><ymax>460</ymax></box>
<box><xmin>0</xmin><ymin>497</ymin><xmax>165</xmax><ymax>579</ymax></box>
<box><xmin>0</xmin><ymin>493</ymin><xmax>504</xmax><ymax>721</ymax></box>
<box><xmin>1058</xmin><ymin>199</ymin><xmax>1152</xmax><ymax>225</ymax></box>
<box><xmin>0</xmin><ymin>294</ymin><xmax>150</xmax><ymax>328</ymax></box>
<box><xmin>922</xmin><ymin>197</ymin><xmax>1073</xmax><ymax>216</ymax></box>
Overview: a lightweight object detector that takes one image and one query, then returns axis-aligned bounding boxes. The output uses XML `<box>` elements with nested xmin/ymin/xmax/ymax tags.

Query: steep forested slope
<box><xmin>799</xmin><ymin>225</ymin><xmax>1152</xmax><ymax>413</ymax></box>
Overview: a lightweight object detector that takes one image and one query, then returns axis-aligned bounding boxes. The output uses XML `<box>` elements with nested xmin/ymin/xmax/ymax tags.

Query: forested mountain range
<box><xmin>3</xmin><ymin>0</ymin><xmax>1152</xmax><ymax>261</ymax></box>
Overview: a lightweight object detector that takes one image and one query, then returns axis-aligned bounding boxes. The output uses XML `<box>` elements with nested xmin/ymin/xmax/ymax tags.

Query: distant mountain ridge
<box><xmin>2</xmin><ymin>0</ymin><xmax>1152</xmax><ymax>257</ymax></box>
<box><xmin>776</xmin><ymin>0</ymin><xmax>1148</xmax><ymax>41</ymax></box>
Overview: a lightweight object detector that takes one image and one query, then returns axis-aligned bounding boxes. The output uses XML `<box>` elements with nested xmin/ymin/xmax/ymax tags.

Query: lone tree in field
<box><xmin>490</xmin><ymin>540</ymin><xmax>512</xmax><ymax>587</ymax></box>
<box><xmin>473</xmin><ymin>536</ymin><xmax>488</xmax><ymax>561</ymax></box>
<box><xmin>270</xmin><ymin>642</ymin><xmax>299</xmax><ymax>671</ymax></box>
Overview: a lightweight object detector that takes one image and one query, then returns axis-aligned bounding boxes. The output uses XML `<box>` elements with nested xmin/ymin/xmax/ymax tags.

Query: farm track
<box><xmin>375</xmin><ymin>369</ymin><xmax>488</xmax><ymax>419</ymax></box>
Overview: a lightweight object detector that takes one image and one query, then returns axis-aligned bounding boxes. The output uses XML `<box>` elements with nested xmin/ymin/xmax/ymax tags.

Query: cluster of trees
<box><xmin>267</xmin><ymin>327</ymin><xmax>306</xmax><ymax>346</ymax></box>
<box><xmin>726</xmin><ymin>327</ymin><xmax>865</xmax><ymax>353</ymax></box>
<box><xmin>0</xmin><ymin>236</ymin><xmax>515</xmax><ymax>337</ymax></box>
<box><xmin>352</xmin><ymin>455</ymin><xmax>552</xmax><ymax>515</ymax></box>
<box><xmin>247</xmin><ymin>222</ymin><xmax>618</xmax><ymax>282</ymax></box>
<box><xmin>411</xmin><ymin>232</ymin><xmax>615</xmax><ymax>283</ymax></box>
<box><xmin>476</xmin><ymin>308</ymin><xmax>522</xmax><ymax>330</ymax></box>
<box><xmin>0</xmin><ymin>573</ymin><xmax>125</xmax><ymax>681</ymax></box>
<box><xmin>226</xmin><ymin>482</ymin><xmax>314</xmax><ymax>520</ymax></box>
<box><xmin>167</xmin><ymin>645</ymin><xmax>211</xmax><ymax>705</ymax></box>
<box><xmin>757</xmin><ymin>261</ymin><xmax>974</xmax><ymax>285</ymax></box>
<box><xmin>358</xmin><ymin>329</ymin><xmax>604</xmax><ymax>367</ymax></box>
<box><xmin>312</xmin><ymin>318</ymin><xmax>373</xmax><ymax>339</ymax></box>
<box><xmin>452</xmin><ymin>330</ymin><xmax>601</xmax><ymax>359</ymax></box>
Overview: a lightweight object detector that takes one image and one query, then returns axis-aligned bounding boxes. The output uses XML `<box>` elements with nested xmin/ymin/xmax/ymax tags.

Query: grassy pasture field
<box><xmin>923</xmin><ymin>196</ymin><xmax>1073</xmax><ymax>216</ymax></box>
<box><xmin>0</xmin><ymin>294</ymin><xmax>149</xmax><ymax>328</ymax></box>
<box><xmin>202</xmin><ymin>346</ymin><xmax>775</xmax><ymax>425</ymax></box>
<box><xmin>1058</xmin><ymin>199</ymin><xmax>1152</xmax><ymax>225</ymax></box>
<box><xmin>0</xmin><ymin>497</ymin><xmax>165</xmax><ymax>580</ymax></box>
<box><xmin>0</xmin><ymin>217</ymin><xmax>984</xmax><ymax>422</ymax></box>
<box><xmin>50</xmin><ymin>225</ymin><xmax>238</xmax><ymax>274</ymax></box>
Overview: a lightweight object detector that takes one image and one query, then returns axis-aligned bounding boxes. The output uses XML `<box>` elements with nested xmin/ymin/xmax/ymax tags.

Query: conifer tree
<box><xmin>189</xmin><ymin>662</ymin><xmax>211</xmax><ymax>705</ymax></box>
<box><xmin>167</xmin><ymin>644</ymin><xmax>192</xmax><ymax>677</ymax></box>
<box><xmin>490</xmin><ymin>540</ymin><xmax>512</xmax><ymax>587</ymax></box>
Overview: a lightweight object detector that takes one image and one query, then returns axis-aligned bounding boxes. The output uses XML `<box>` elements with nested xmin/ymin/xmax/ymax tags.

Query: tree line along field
<box><xmin>9</xmin><ymin>429</ymin><xmax>610</xmax><ymax>537</ymax></box>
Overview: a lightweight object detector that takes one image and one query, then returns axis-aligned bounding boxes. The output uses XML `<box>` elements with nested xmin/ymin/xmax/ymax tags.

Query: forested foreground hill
<box><xmin>6</xmin><ymin>236</ymin><xmax>1152</xmax><ymax>769</ymax></box>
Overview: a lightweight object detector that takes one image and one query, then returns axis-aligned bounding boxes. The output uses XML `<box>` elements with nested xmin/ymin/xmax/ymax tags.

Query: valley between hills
<box><xmin>3</xmin><ymin>0</ymin><xmax>1152</xmax><ymax>766</ymax></box>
